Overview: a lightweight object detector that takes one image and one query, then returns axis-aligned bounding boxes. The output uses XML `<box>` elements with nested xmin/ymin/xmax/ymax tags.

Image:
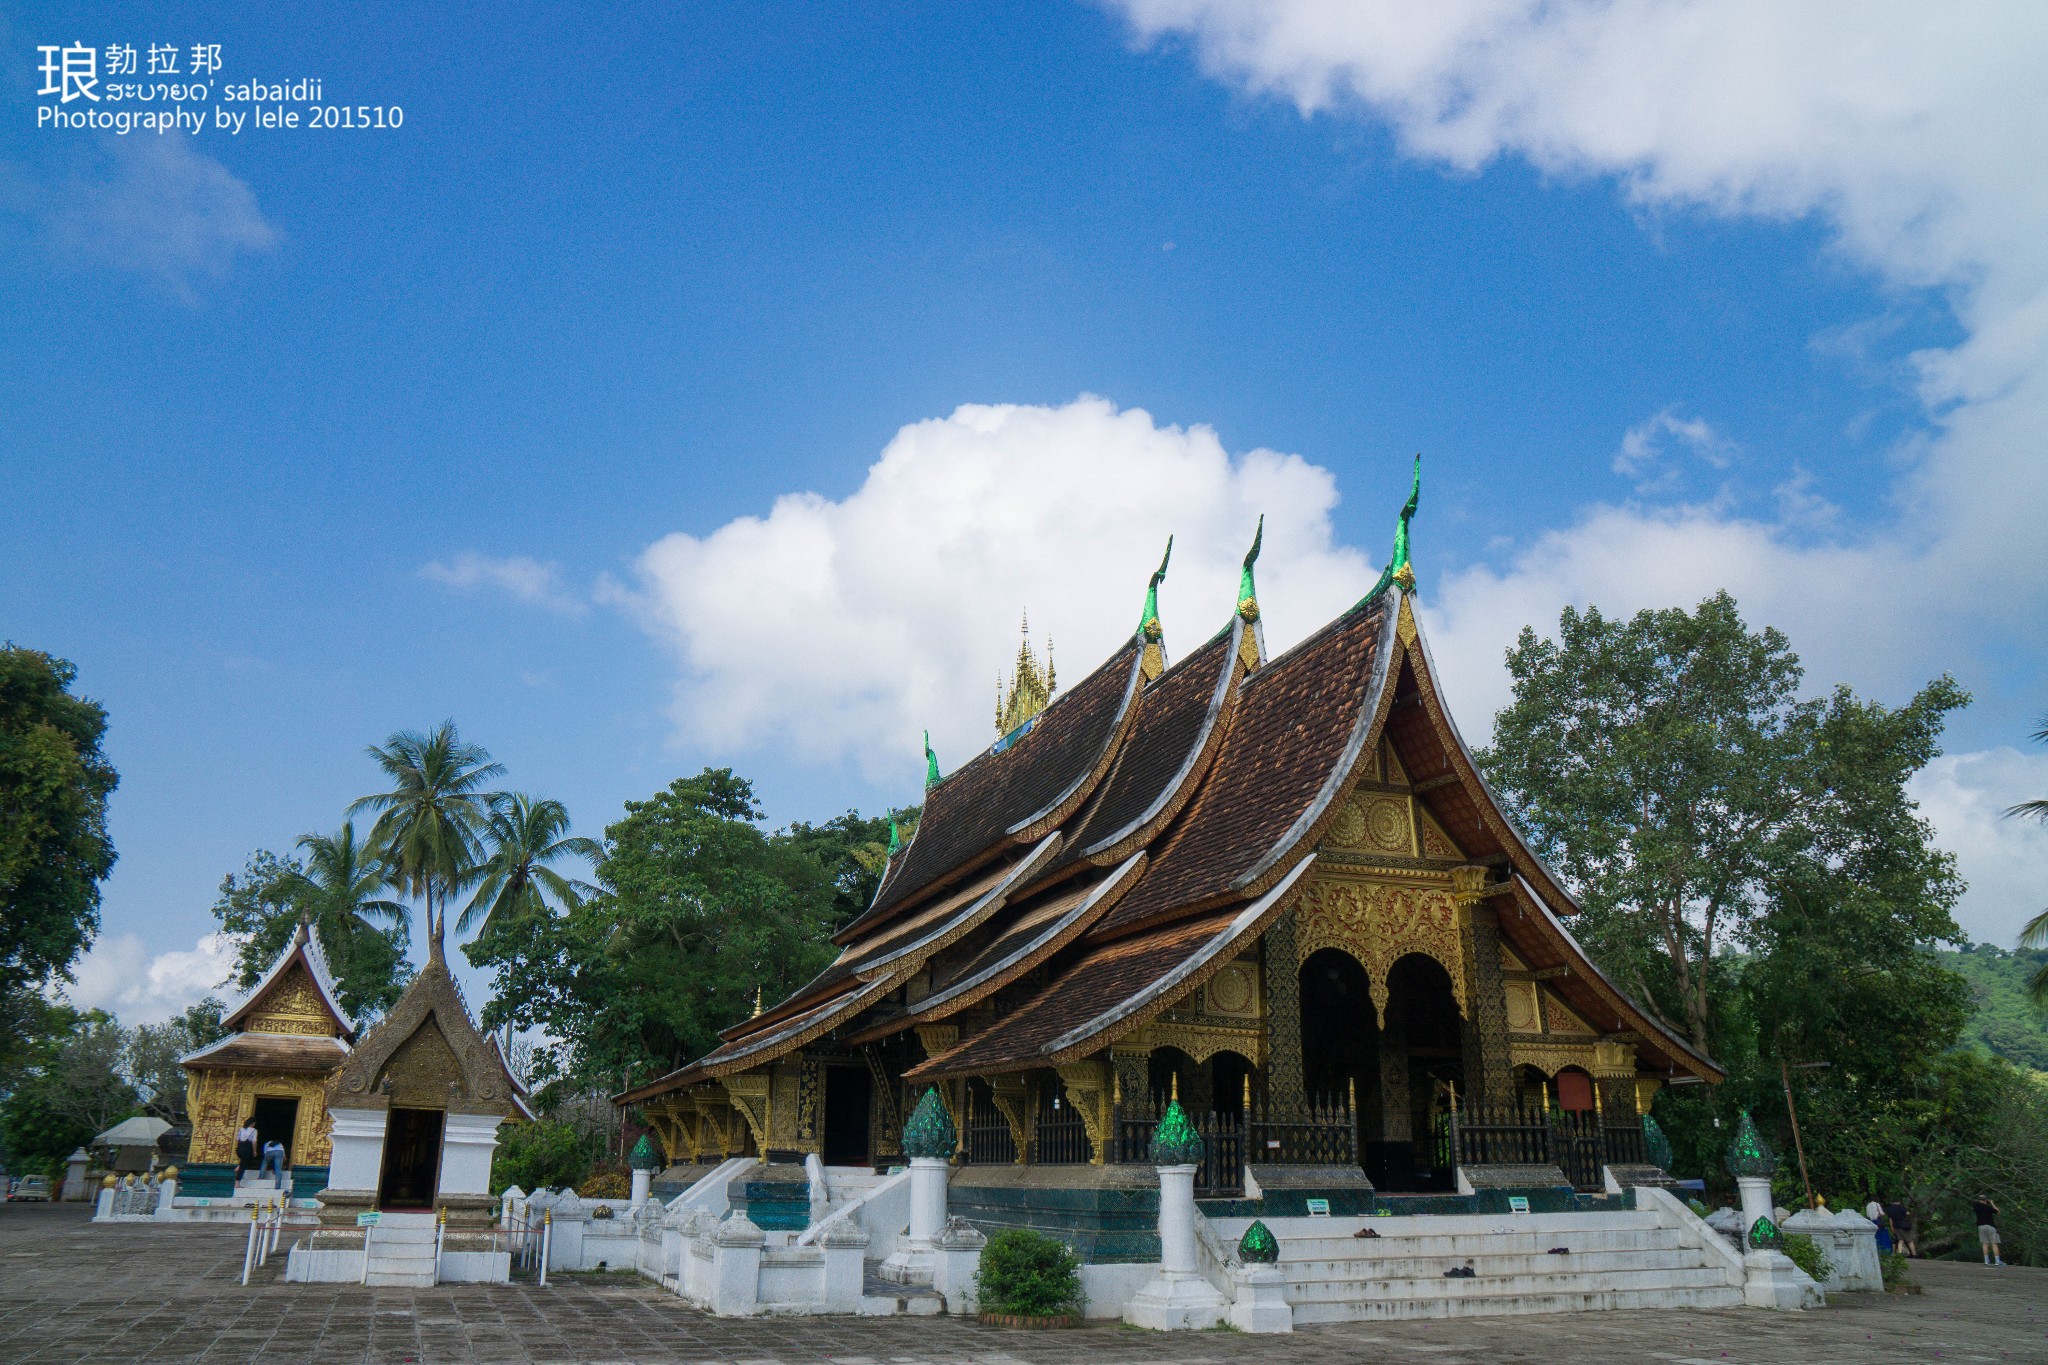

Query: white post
<box><xmin>1125</xmin><ymin>1164</ymin><xmax>1228</xmax><ymax>1330</ymax></box>
<box><xmin>1736</xmin><ymin>1176</ymin><xmax>1774</xmax><ymax>1245</ymax></box>
<box><xmin>538</xmin><ymin>1212</ymin><xmax>552</xmax><ymax>1287</ymax></box>
<box><xmin>360</xmin><ymin>1223</ymin><xmax>373</xmax><ymax>1285</ymax></box>
<box><xmin>630</xmin><ymin>1168</ymin><xmax>652</xmax><ymax>1211</ymax></box>
<box><xmin>879</xmin><ymin>1156</ymin><xmax>949</xmax><ymax>1284</ymax></box>
<box><xmin>434</xmin><ymin>1208</ymin><xmax>447</xmax><ymax>1285</ymax></box>
<box><xmin>1735</xmin><ymin>1174</ymin><xmax>1823</xmax><ymax>1309</ymax></box>
<box><xmin>241</xmin><ymin>1206</ymin><xmax>259</xmax><ymax>1286</ymax></box>
<box><xmin>154</xmin><ymin>1173</ymin><xmax>178</xmax><ymax>1221</ymax></box>
<box><xmin>93</xmin><ymin>1180</ymin><xmax>115</xmax><ymax>1223</ymax></box>
<box><xmin>61</xmin><ymin>1149</ymin><xmax>89</xmax><ymax>1202</ymax></box>
<box><xmin>707</xmin><ymin>1213</ymin><xmax>765</xmax><ymax>1316</ymax></box>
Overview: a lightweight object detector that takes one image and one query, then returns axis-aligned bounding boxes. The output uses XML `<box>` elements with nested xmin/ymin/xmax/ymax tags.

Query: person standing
<box><xmin>1885</xmin><ymin>1198</ymin><xmax>1917</xmax><ymax>1257</ymax></box>
<box><xmin>1865</xmin><ymin>1197</ymin><xmax>1893</xmax><ymax>1253</ymax></box>
<box><xmin>1973</xmin><ymin>1196</ymin><xmax>2004</xmax><ymax>1267</ymax></box>
<box><xmin>234</xmin><ymin>1121</ymin><xmax>260</xmax><ymax>1181</ymax></box>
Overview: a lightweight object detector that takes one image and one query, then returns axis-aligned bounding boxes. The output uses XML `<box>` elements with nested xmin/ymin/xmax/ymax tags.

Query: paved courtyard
<box><xmin>1</xmin><ymin>1203</ymin><xmax>2042</xmax><ymax>1364</ymax></box>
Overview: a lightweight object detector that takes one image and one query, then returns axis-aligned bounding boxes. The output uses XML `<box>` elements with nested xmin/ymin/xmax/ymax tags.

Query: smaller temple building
<box><xmin>180</xmin><ymin>919</ymin><xmax>353</xmax><ymax>1198</ymax></box>
<box><xmin>313</xmin><ymin>935</ymin><xmax>531</xmax><ymax>1233</ymax></box>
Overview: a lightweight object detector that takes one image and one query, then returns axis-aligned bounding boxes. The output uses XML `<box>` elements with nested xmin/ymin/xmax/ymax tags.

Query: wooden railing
<box><xmin>961</xmin><ymin>1094</ymin><xmax>1017</xmax><ymax>1165</ymax></box>
<box><xmin>1442</xmin><ymin>1105</ymin><xmax>1646</xmax><ymax>1191</ymax></box>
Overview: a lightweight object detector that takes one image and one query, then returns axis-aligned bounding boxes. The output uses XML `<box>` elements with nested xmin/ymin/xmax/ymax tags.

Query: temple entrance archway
<box><xmin>250</xmin><ymin>1095</ymin><xmax>299</xmax><ymax>1166</ymax></box>
<box><xmin>377</xmin><ymin>1107</ymin><xmax>443</xmax><ymax>1209</ymax></box>
<box><xmin>1374</xmin><ymin>953</ymin><xmax>1463</xmax><ymax>1192</ymax></box>
<box><xmin>821</xmin><ymin>1065</ymin><xmax>872</xmax><ymax>1167</ymax></box>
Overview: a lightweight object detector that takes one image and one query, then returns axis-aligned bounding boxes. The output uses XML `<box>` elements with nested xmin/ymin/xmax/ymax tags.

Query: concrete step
<box><xmin>1277</xmin><ymin>1227</ymin><xmax>1684</xmax><ymax>1257</ymax></box>
<box><xmin>1283</xmin><ymin>1246</ymin><xmax>1716</xmax><ymax>1280</ymax></box>
<box><xmin>1287</xmin><ymin>1264</ymin><xmax>1740</xmax><ymax>1301</ymax></box>
<box><xmin>364</xmin><ymin>1270</ymin><xmax>436</xmax><ymax>1288</ymax></box>
<box><xmin>1292</xmin><ymin>1282</ymin><xmax>1746</xmax><ymax>1323</ymax></box>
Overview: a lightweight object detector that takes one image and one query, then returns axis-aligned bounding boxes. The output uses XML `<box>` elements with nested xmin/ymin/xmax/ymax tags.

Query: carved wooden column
<box><xmin>1453</xmin><ymin>868</ymin><xmax>1514</xmax><ymax>1107</ymax></box>
<box><xmin>1262</xmin><ymin>911</ymin><xmax>1306</xmax><ymax>1114</ymax></box>
<box><xmin>1378</xmin><ymin>1012</ymin><xmax>1410</xmax><ymax>1143</ymax></box>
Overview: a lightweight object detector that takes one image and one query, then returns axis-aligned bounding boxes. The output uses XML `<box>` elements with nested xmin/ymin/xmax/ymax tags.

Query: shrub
<box><xmin>490</xmin><ymin>1119</ymin><xmax>593</xmax><ymax>1195</ymax></box>
<box><xmin>579</xmin><ymin>1170</ymin><xmax>630</xmax><ymax>1200</ymax></box>
<box><xmin>1781</xmin><ymin>1232</ymin><xmax>1833</xmax><ymax>1285</ymax></box>
<box><xmin>1879</xmin><ymin>1250</ymin><xmax>1911</xmax><ymax>1289</ymax></box>
<box><xmin>974</xmin><ymin>1228</ymin><xmax>1083</xmax><ymax>1317</ymax></box>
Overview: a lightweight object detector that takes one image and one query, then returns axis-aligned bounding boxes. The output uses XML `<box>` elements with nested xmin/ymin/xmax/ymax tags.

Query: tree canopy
<box><xmin>465</xmin><ymin>769</ymin><xmax>900</xmax><ymax>1095</ymax></box>
<box><xmin>210</xmin><ymin>848</ymin><xmax>413</xmax><ymax>1024</ymax></box>
<box><xmin>0</xmin><ymin>646</ymin><xmax>118</xmax><ymax>1018</ymax></box>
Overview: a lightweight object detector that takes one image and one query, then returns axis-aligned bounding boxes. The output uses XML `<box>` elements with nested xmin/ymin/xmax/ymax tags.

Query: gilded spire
<box><xmin>1236</xmin><ymin>515</ymin><xmax>1263</xmax><ymax>622</ymax></box>
<box><xmin>996</xmin><ymin>612</ymin><xmax>1056</xmax><ymax>737</ymax></box>
<box><xmin>1138</xmin><ymin>536</ymin><xmax>1172</xmax><ymax>682</ymax></box>
<box><xmin>924</xmin><ymin>731</ymin><xmax>941</xmax><ymax>790</ymax></box>
<box><xmin>1362</xmin><ymin>454</ymin><xmax>1423</xmax><ymax>604</ymax></box>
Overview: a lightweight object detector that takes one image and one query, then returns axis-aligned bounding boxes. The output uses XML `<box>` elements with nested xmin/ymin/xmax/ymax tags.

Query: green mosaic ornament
<box><xmin>1642</xmin><ymin>1114</ymin><xmax>1674</xmax><ymax>1171</ymax></box>
<box><xmin>1747</xmin><ymin>1214</ymin><xmax>1784</xmax><ymax>1251</ymax></box>
<box><xmin>925</xmin><ymin>732</ymin><xmax>942</xmax><ymax>790</ymax></box>
<box><xmin>628</xmin><ymin>1133</ymin><xmax>663</xmax><ymax>1172</ymax></box>
<box><xmin>1148</xmin><ymin>1100</ymin><xmax>1206</xmax><ymax>1166</ymax></box>
<box><xmin>1723</xmin><ymin>1110</ymin><xmax>1778</xmax><ymax>1180</ymax></box>
<box><xmin>1237</xmin><ymin>1219</ymin><xmax>1279</xmax><ymax>1264</ymax></box>
<box><xmin>901</xmin><ymin>1086</ymin><xmax>957</xmax><ymax>1160</ymax></box>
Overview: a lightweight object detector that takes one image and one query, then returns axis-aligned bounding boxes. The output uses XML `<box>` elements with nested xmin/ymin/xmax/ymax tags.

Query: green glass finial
<box><xmin>901</xmin><ymin>1086</ymin><xmax>957</xmax><ymax>1159</ymax></box>
<box><xmin>1138</xmin><ymin>536</ymin><xmax>1173</xmax><ymax>640</ymax></box>
<box><xmin>924</xmin><ymin>731</ymin><xmax>941</xmax><ymax>790</ymax></box>
<box><xmin>886</xmin><ymin>816</ymin><xmax>903</xmax><ymax>859</ymax></box>
<box><xmin>1361</xmin><ymin>454</ymin><xmax>1423</xmax><ymax>605</ymax></box>
<box><xmin>1148</xmin><ymin>1099</ymin><xmax>1206</xmax><ymax>1166</ymax></box>
<box><xmin>1236</xmin><ymin>516</ymin><xmax>1263</xmax><ymax>622</ymax></box>
<box><xmin>1747</xmin><ymin>1214</ymin><xmax>1784</xmax><ymax>1250</ymax></box>
<box><xmin>1723</xmin><ymin>1109</ymin><xmax>1778</xmax><ymax>1180</ymax></box>
<box><xmin>1237</xmin><ymin>1219</ymin><xmax>1280</xmax><ymax>1264</ymax></box>
<box><xmin>628</xmin><ymin>1133</ymin><xmax>663</xmax><ymax>1172</ymax></box>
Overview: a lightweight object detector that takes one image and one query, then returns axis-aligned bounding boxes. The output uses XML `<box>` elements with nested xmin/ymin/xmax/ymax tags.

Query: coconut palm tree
<box><xmin>456</xmin><ymin>793</ymin><xmax>599</xmax><ymax>938</ymax></box>
<box><xmin>291</xmin><ymin>821</ymin><xmax>410</xmax><ymax>935</ymax></box>
<box><xmin>349</xmin><ymin>721</ymin><xmax>504</xmax><ymax>954</ymax></box>
<box><xmin>2008</xmin><ymin>713</ymin><xmax>2048</xmax><ymax>1006</ymax></box>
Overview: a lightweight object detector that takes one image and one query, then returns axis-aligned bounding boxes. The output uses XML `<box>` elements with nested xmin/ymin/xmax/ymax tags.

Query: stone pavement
<box><xmin>1</xmin><ymin>1202</ymin><xmax>2042</xmax><ymax>1364</ymax></box>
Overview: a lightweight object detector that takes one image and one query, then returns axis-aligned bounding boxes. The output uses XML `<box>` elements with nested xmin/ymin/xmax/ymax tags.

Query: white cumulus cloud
<box><xmin>1910</xmin><ymin>747</ymin><xmax>2048</xmax><ymax>949</ymax></box>
<box><xmin>421</xmin><ymin>552</ymin><xmax>587</xmax><ymax>615</ymax></box>
<box><xmin>618</xmin><ymin>396</ymin><xmax>1381</xmax><ymax>778</ymax></box>
<box><xmin>64</xmin><ymin>931</ymin><xmax>238</xmax><ymax>1026</ymax></box>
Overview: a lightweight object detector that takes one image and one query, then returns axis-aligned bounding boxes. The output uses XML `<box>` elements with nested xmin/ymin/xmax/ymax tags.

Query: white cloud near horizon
<box><xmin>63</xmin><ymin>931</ymin><xmax>237</xmax><ymax>1027</ymax></box>
<box><xmin>421</xmin><ymin>552</ymin><xmax>587</xmax><ymax>615</ymax></box>
<box><xmin>1911</xmin><ymin>748</ymin><xmax>2048</xmax><ymax>949</ymax></box>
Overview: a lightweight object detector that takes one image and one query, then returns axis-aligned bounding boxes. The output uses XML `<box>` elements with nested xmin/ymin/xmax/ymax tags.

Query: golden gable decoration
<box><xmin>326</xmin><ymin>948</ymin><xmax>524</xmax><ymax>1119</ymax></box>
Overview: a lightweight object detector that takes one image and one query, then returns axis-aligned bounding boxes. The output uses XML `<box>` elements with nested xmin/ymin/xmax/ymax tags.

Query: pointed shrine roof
<box><xmin>220</xmin><ymin>919</ymin><xmax>354</xmax><ymax>1043</ymax></box>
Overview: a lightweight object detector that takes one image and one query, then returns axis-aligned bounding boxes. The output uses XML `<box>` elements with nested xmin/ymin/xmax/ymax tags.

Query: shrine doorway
<box><xmin>250</xmin><ymin>1095</ymin><xmax>299</xmax><ymax>1165</ymax></box>
<box><xmin>1299</xmin><ymin>947</ymin><xmax>1379</xmax><ymax>1175</ymax></box>
<box><xmin>821</xmin><ymin>1065</ymin><xmax>872</xmax><ymax>1167</ymax></box>
<box><xmin>1375</xmin><ymin>953</ymin><xmax>1463</xmax><ymax>1192</ymax></box>
<box><xmin>1147</xmin><ymin>1046</ymin><xmax>1199</xmax><ymax>1110</ymax></box>
<box><xmin>376</xmin><ymin>1107</ymin><xmax>443</xmax><ymax>1210</ymax></box>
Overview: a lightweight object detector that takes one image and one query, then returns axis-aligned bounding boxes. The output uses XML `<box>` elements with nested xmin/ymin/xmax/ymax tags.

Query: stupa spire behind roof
<box><xmin>995</xmin><ymin>612</ymin><xmax>1056</xmax><ymax>736</ymax></box>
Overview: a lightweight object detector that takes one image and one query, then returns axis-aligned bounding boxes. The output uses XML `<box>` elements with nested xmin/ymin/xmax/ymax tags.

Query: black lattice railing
<box><xmin>1035</xmin><ymin>1089</ymin><xmax>1090</xmax><ymax>1166</ymax></box>
<box><xmin>1246</xmin><ymin>1094</ymin><xmax>1357</xmax><ymax>1167</ymax></box>
<box><xmin>962</xmin><ymin>1093</ymin><xmax>1017</xmax><ymax>1165</ymax></box>
<box><xmin>1443</xmin><ymin>1105</ymin><xmax>1644</xmax><ymax>1191</ymax></box>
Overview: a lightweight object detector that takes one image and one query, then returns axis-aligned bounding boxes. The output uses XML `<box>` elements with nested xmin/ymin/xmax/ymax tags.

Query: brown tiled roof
<box><xmin>182</xmin><ymin>1033</ymin><xmax>347</xmax><ymax>1073</ymax></box>
<box><xmin>842</xmin><ymin>640</ymin><xmax>1143</xmax><ymax>940</ymax></box>
<box><xmin>906</xmin><ymin>856</ymin><xmax>1311</xmax><ymax>1078</ymax></box>
<box><xmin>1054</xmin><ymin>626</ymin><xmax>1239</xmax><ymax>869</ymax></box>
<box><xmin>1093</xmin><ymin>602</ymin><xmax>1394</xmax><ymax>939</ymax></box>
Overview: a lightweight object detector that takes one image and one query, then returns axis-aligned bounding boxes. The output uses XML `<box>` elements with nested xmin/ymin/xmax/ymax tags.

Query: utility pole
<box><xmin>1778</xmin><ymin>1057</ymin><xmax>1831</xmax><ymax>1210</ymax></box>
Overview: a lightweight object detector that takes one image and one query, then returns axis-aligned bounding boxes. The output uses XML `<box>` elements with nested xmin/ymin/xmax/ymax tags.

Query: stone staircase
<box><xmin>1220</xmin><ymin>1210</ymin><xmax>1745</xmax><ymax>1323</ymax></box>
<box><xmin>822</xmin><ymin>1166</ymin><xmax>892</xmax><ymax>1211</ymax></box>
<box><xmin>362</xmin><ymin>1212</ymin><xmax>439</xmax><ymax>1288</ymax></box>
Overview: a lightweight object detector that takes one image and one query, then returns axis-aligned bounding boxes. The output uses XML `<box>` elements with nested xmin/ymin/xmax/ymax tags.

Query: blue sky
<box><xmin>4</xmin><ymin>2</ymin><xmax>2044</xmax><ymax>1022</ymax></box>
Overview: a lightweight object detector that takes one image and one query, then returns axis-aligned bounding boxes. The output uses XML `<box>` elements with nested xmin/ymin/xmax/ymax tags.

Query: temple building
<box><xmin>621</xmin><ymin>468</ymin><xmax>1720</xmax><ymax>1232</ymax></box>
<box><xmin>180</xmin><ymin>919</ymin><xmax>352</xmax><ymax>1197</ymax></box>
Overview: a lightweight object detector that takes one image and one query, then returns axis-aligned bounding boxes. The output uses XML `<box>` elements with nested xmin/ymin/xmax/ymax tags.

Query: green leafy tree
<box><xmin>2007</xmin><ymin>713</ymin><xmax>2048</xmax><ymax>1006</ymax></box>
<box><xmin>1480</xmin><ymin>591</ymin><xmax>1966</xmax><ymax>1056</ymax></box>
<box><xmin>456</xmin><ymin>794</ymin><xmax>598</xmax><ymax>937</ymax></box>
<box><xmin>776</xmin><ymin>808</ymin><xmax>908</xmax><ymax>928</ymax></box>
<box><xmin>350</xmin><ymin>721</ymin><xmax>502</xmax><ymax>949</ymax></box>
<box><xmin>211</xmin><ymin>848</ymin><xmax>412</xmax><ymax>1024</ymax></box>
<box><xmin>489</xmin><ymin>1117</ymin><xmax>595</xmax><ymax>1194</ymax></box>
<box><xmin>0</xmin><ymin>1004</ymin><xmax>138</xmax><ymax>1175</ymax></box>
<box><xmin>125</xmin><ymin>999</ymin><xmax>227</xmax><ymax>1126</ymax></box>
<box><xmin>466</xmin><ymin>768</ymin><xmax>846</xmax><ymax>1093</ymax></box>
<box><xmin>0</xmin><ymin>646</ymin><xmax>118</xmax><ymax>1024</ymax></box>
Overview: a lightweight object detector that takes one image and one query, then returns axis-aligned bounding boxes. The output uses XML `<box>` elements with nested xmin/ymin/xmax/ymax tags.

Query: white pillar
<box><xmin>879</xmin><ymin>1156</ymin><xmax>950</xmax><ymax>1284</ymax></box>
<box><xmin>155</xmin><ymin>1175</ymin><xmax>179</xmax><ymax>1220</ymax></box>
<box><xmin>630</xmin><ymin>1169</ymin><xmax>653</xmax><ymax>1211</ymax></box>
<box><xmin>1125</xmin><ymin>1165</ymin><xmax>1227</xmax><ymax>1330</ymax></box>
<box><xmin>61</xmin><ymin>1149</ymin><xmax>90</xmax><ymax>1202</ymax></box>
<box><xmin>1736</xmin><ymin>1175</ymin><xmax>1774</xmax><ymax>1243</ymax></box>
<box><xmin>708</xmin><ymin>1213</ymin><xmax>765</xmax><ymax>1316</ymax></box>
<box><xmin>93</xmin><ymin>1180</ymin><xmax>115</xmax><ymax>1221</ymax></box>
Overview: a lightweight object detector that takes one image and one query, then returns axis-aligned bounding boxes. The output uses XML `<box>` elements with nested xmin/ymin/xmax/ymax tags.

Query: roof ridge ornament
<box><xmin>1236</xmin><ymin>515</ymin><xmax>1263</xmax><ymax>623</ymax></box>
<box><xmin>1138</xmin><ymin>536</ymin><xmax>1173</xmax><ymax>682</ymax></box>
<box><xmin>1361</xmin><ymin>454</ymin><xmax>1422</xmax><ymax>605</ymax></box>
<box><xmin>887</xmin><ymin>815</ymin><xmax>903</xmax><ymax>859</ymax></box>
<box><xmin>924</xmin><ymin>731</ymin><xmax>941</xmax><ymax>790</ymax></box>
<box><xmin>996</xmin><ymin>612</ymin><xmax>1057</xmax><ymax>736</ymax></box>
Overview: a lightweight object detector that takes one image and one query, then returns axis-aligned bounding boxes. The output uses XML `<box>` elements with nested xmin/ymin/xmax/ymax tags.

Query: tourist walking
<box><xmin>1865</xmin><ymin>1197</ymin><xmax>1893</xmax><ymax>1253</ymax></box>
<box><xmin>1885</xmin><ymin>1198</ymin><xmax>1917</xmax><ymax>1257</ymax></box>
<box><xmin>1973</xmin><ymin>1196</ymin><xmax>2005</xmax><ymax>1267</ymax></box>
<box><xmin>258</xmin><ymin>1139</ymin><xmax>287</xmax><ymax>1190</ymax></box>
<box><xmin>234</xmin><ymin>1121</ymin><xmax>259</xmax><ymax>1180</ymax></box>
